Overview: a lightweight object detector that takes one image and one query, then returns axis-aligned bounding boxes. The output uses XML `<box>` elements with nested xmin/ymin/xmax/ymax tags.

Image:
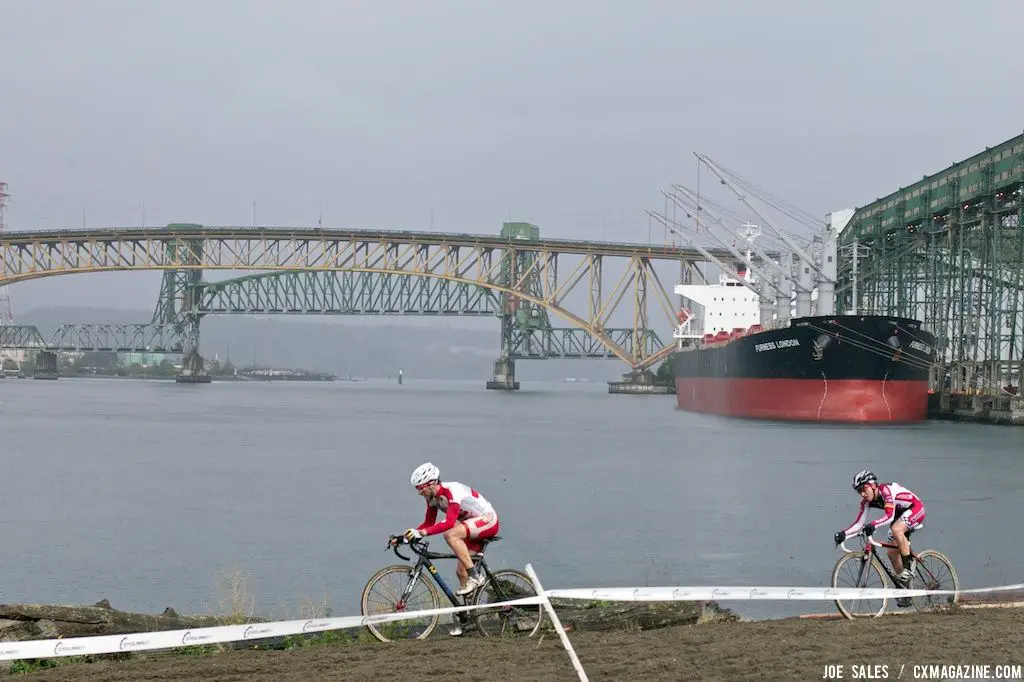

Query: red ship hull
<box><xmin>674</xmin><ymin>377</ymin><xmax>929</xmax><ymax>423</ymax></box>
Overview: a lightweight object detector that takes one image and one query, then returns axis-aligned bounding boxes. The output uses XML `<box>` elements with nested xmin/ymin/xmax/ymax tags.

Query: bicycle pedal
<box><xmin>450</xmin><ymin>620</ymin><xmax>475</xmax><ymax>637</ymax></box>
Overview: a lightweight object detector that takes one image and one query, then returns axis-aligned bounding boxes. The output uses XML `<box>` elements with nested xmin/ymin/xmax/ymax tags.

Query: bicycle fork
<box><xmin>396</xmin><ymin>563</ymin><xmax>428</xmax><ymax>611</ymax></box>
<box><xmin>856</xmin><ymin>552</ymin><xmax>874</xmax><ymax>588</ymax></box>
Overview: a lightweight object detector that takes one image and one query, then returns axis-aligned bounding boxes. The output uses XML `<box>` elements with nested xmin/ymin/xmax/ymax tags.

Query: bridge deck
<box><xmin>0</xmin><ymin>225</ymin><xmax>746</xmax><ymax>261</ymax></box>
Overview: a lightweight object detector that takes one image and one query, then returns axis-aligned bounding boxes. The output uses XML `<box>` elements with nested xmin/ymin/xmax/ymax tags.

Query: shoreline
<box><xmin>7</xmin><ymin>601</ymin><xmax>1022</xmax><ymax>681</ymax></box>
<box><xmin>7</xmin><ymin>373</ymin><xmax>349</xmax><ymax>383</ymax></box>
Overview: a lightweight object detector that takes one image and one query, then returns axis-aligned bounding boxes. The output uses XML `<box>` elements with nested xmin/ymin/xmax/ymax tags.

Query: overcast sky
<box><xmin>3</xmin><ymin>0</ymin><xmax>1024</xmax><ymax>315</ymax></box>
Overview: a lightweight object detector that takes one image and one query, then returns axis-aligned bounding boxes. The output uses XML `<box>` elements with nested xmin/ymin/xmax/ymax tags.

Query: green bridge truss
<box><xmin>198</xmin><ymin>269</ymin><xmax>499</xmax><ymax>316</ymax></box>
<box><xmin>2</xmin><ymin>269</ymin><xmax>662</xmax><ymax>360</ymax></box>
<box><xmin>0</xmin><ymin>323</ymin><xmax>182</xmax><ymax>353</ymax></box>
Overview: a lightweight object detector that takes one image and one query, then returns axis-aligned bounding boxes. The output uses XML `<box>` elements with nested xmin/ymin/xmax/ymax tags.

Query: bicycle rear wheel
<box><xmin>909</xmin><ymin>550</ymin><xmax>959</xmax><ymax>612</ymax></box>
<box><xmin>472</xmin><ymin>569</ymin><xmax>543</xmax><ymax>638</ymax></box>
<box><xmin>360</xmin><ymin>564</ymin><xmax>441</xmax><ymax>642</ymax></box>
<box><xmin>831</xmin><ymin>552</ymin><xmax>889</xmax><ymax>619</ymax></box>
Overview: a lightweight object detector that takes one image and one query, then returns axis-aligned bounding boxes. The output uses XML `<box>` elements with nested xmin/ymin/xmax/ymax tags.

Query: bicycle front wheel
<box><xmin>831</xmin><ymin>552</ymin><xmax>889</xmax><ymax>619</ymax></box>
<box><xmin>910</xmin><ymin>550</ymin><xmax>960</xmax><ymax>612</ymax></box>
<box><xmin>472</xmin><ymin>569</ymin><xmax>544</xmax><ymax>638</ymax></box>
<box><xmin>360</xmin><ymin>564</ymin><xmax>441</xmax><ymax>642</ymax></box>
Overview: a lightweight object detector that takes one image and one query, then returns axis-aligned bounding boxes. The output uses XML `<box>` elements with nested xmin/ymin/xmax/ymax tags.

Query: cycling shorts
<box><xmin>462</xmin><ymin>513</ymin><xmax>499</xmax><ymax>553</ymax></box>
<box><xmin>887</xmin><ymin>505</ymin><xmax>925</xmax><ymax>541</ymax></box>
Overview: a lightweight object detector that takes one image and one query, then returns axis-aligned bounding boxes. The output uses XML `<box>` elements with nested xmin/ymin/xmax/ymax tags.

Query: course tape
<box><xmin>545</xmin><ymin>581</ymin><xmax>1024</xmax><ymax>603</ymax></box>
<box><xmin>1</xmin><ymin>580</ymin><xmax>1021</xmax><ymax>662</ymax></box>
<box><xmin>0</xmin><ymin>596</ymin><xmax>545</xmax><ymax>662</ymax></box>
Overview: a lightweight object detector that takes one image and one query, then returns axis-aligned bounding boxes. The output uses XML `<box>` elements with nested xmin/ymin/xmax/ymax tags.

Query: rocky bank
<box><xmin>0</xmin><ymin>597</ymin><xmax>736</xmax><ymax>643</ymax></box>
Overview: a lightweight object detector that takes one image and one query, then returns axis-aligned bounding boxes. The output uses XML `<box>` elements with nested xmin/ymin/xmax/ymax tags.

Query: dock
<box><xmin>607</xmin><ymin>370</ymin><xmax>675</xmax><ymax>395</ymax></box>
<box><xmin>608</xmin><ymin>381</ymin><xmax>674</xmax><ymax>395</ymax></box>
<box><xmin>927</xmin><ymin>392</ymin><xmax>1024</xmax><ymax>426</ymax></box>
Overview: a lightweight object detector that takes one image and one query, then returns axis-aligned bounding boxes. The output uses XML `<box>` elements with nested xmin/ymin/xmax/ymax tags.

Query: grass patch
<box><xmin>4</xmin><ymin>565</ymin><xmax>367</xmax><ymax>675</ymax></box>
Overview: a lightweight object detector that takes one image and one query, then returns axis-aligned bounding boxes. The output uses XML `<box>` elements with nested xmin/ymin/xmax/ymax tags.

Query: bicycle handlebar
<box><xmin>839</xmin><ymin>529</ymin><xmax>883</xmax><ymax>553</ymax></box>
<box><xmin>388</xmin><ymin>536</ymin><xmax>411</xmax><ymax>561</ymax></box>
<box><xmin>386</xmin><ymin>534</ymin><xmax>429</xmax><ymax>562</ymax></box>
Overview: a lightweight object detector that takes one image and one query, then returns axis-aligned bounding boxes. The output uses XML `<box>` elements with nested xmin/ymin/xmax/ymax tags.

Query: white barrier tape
<box><xmin>0</xmin><ymin>595</ymin><xmax>545</xmax><ymax>662</ymax></box>
<box><xmin>2</xmin><ymin>578</ymin><xmax>1021</xmax><ymax>663</ymax></box>
<box><xmin>546</xmin><ymin>581</ymin><xmax>1024</xmax><ymax>603</ymax></box>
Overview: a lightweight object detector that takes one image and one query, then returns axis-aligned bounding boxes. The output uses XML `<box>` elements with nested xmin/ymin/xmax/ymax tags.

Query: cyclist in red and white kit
<box><xmin>401</xmin><ymin>462</ymin><xmax>499</xmax><ymax>598</ymax></box>
<box><xmin>835</xmin><ymin>470</ymin><xmax>926</xmax><ymax>599</ymax></box>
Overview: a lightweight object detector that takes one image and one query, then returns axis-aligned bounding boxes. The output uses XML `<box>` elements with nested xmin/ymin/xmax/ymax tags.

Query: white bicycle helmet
<box><xmin>410</xmin><ymin>462</ymin><xmax>440</xmax><ymax>488</ymax></box>
<box><xmin>852</xmin><ymin>469</ymin><xmax>877</xmax><ymax>490</ymax></box>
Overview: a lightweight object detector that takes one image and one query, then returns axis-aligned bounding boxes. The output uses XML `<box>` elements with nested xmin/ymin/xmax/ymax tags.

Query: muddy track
<box><xmin>11</xmin><ymin>607</ymin><xmax>1024</xmax><ymax>681</ymax></box>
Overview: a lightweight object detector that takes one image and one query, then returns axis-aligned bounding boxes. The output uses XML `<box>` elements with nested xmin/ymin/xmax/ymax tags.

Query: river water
<box><xmin>1</xmin><ymin>377</ymin><xmax>1021</xmax><ymax>621</ymax></box>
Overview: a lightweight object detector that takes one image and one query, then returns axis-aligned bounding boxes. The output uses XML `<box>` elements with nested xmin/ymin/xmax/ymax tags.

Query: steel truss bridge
<box><xmin>837</xmin><ymin>133</ymin><xmax>1024</xmax><ymax>396</ymax></box>
<box><xmin>0</xmin><ymin>222</ymin><xmax>739</xmax><ymax>384</ymax></box>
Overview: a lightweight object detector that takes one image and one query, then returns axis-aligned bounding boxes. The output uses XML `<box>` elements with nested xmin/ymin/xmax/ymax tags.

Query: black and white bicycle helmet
<box><xmin>852</xmin><ymin>469</ymin><xmax>877</xmax><ymax>490</ymax></box>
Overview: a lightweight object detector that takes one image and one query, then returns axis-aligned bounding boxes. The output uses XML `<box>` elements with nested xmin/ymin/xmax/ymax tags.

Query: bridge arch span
<box><xmin>2</xmin><ymin>227</ymin><xmax>694</xmax><ymax>374</ymax></box>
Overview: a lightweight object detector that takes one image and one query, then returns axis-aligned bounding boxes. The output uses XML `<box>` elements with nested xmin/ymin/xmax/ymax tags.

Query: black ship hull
<box><xmin>672</xmin><ymin>315</ymin><xmax>936</xmax><ymax>423</ymax></box>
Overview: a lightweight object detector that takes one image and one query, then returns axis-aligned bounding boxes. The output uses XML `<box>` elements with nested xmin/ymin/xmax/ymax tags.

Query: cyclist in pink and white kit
<box><xmin>835</xmin><ymin>470</ymin><xmax>926</xmax><ymax>596</ymax></box>
<box><xmin>401</xmin><ymin>462</ymin><xmax>499</xmax><ymax>598</ymax></box>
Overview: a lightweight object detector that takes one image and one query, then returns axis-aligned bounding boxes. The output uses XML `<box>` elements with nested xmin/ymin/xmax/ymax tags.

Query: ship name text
<box><xmin>754</xmin><ymin>338</ymin><xmax>801</xmax><ymax>352</ymax></box>
<box><xmin>909</xmin><ymin>340</ymin><xmax>932</xmax><ymax>354</ymax></box>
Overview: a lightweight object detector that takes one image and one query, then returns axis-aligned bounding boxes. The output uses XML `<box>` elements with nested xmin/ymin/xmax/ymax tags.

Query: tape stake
<box><xmin>525</xmin><ymin>563</ymin><xmax>589</xmax><ymax>682</ymax></box>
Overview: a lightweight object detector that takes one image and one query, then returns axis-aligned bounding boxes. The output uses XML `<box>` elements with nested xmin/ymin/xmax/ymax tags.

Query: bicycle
<box><xmin>359</xmin><ymin>534</ymin><xmax>544</xmax><ymax>642</ymax></box>
<box><xmin>831</xmin><ymin>528</ymin><xmax>960</xmax><ymax>619</ymax></box>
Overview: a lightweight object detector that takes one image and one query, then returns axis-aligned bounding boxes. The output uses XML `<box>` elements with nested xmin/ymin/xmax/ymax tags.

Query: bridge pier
<box><xmin>485</xmin><ymin>357</ymin><xmax>519</xmax><ymax>391</ymax></box>
<box><xmin>33</xmin><ymin>350</ymin><xmax>58</xmax><ymax>380</ymax></box>
<box><xmin>157</xmin><ymin>237</ymin><xmax>211</xmax><ymax>384</ymax></box>
<box><xmin>175</xmin><ymin>350</ymin><xmax>211</xmax><ymax>384</ymax></box>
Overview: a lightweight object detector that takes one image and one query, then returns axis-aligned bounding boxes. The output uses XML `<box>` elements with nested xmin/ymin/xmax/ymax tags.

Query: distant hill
<box><xmin>14</xmin><ymin>307</ymin><xmax>631</xmax><ymax>381</ymax></box>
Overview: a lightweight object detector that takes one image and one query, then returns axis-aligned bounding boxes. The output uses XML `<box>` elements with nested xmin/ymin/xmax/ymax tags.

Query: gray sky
<box><xmin>3</xmin><ymin>0</ymin><xmax>1024</xmax><ymax>315</ymax></box>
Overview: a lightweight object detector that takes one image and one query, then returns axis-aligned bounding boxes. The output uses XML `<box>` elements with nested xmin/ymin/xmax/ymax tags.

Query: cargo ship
<box><xmin>669</xmin><ymin>265</ymin><xmax>937</xmax><ymax>423</ymax></box>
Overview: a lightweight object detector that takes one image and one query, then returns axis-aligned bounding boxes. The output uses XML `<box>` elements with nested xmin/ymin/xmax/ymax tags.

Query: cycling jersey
<box><xmin>842</xmin><ymin>481</ymin><xmax>925</xmax><ymax>536</ymax></box>
<box><xmin>417</xmin><ymin>481</ymin><xmax>497</xmax><ymax>537</ymax></box>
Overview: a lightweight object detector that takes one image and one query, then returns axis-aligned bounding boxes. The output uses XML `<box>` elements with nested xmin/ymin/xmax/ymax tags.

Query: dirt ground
<box><xmin>10</xmin><ymin>607</ymin><xmax>1024</xmax><ymax>682</ymax></box>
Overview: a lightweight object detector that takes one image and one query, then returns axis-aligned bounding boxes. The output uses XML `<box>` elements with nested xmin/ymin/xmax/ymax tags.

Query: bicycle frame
<box><xmin>388</xmin><ymin>536</ymin><xmax>498</xmax><ymax>625</ymax></box>
<box><xmin>839</xmin><ymin>531</ymin><xmax>932</xmax><ymax>589</ymax></box>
